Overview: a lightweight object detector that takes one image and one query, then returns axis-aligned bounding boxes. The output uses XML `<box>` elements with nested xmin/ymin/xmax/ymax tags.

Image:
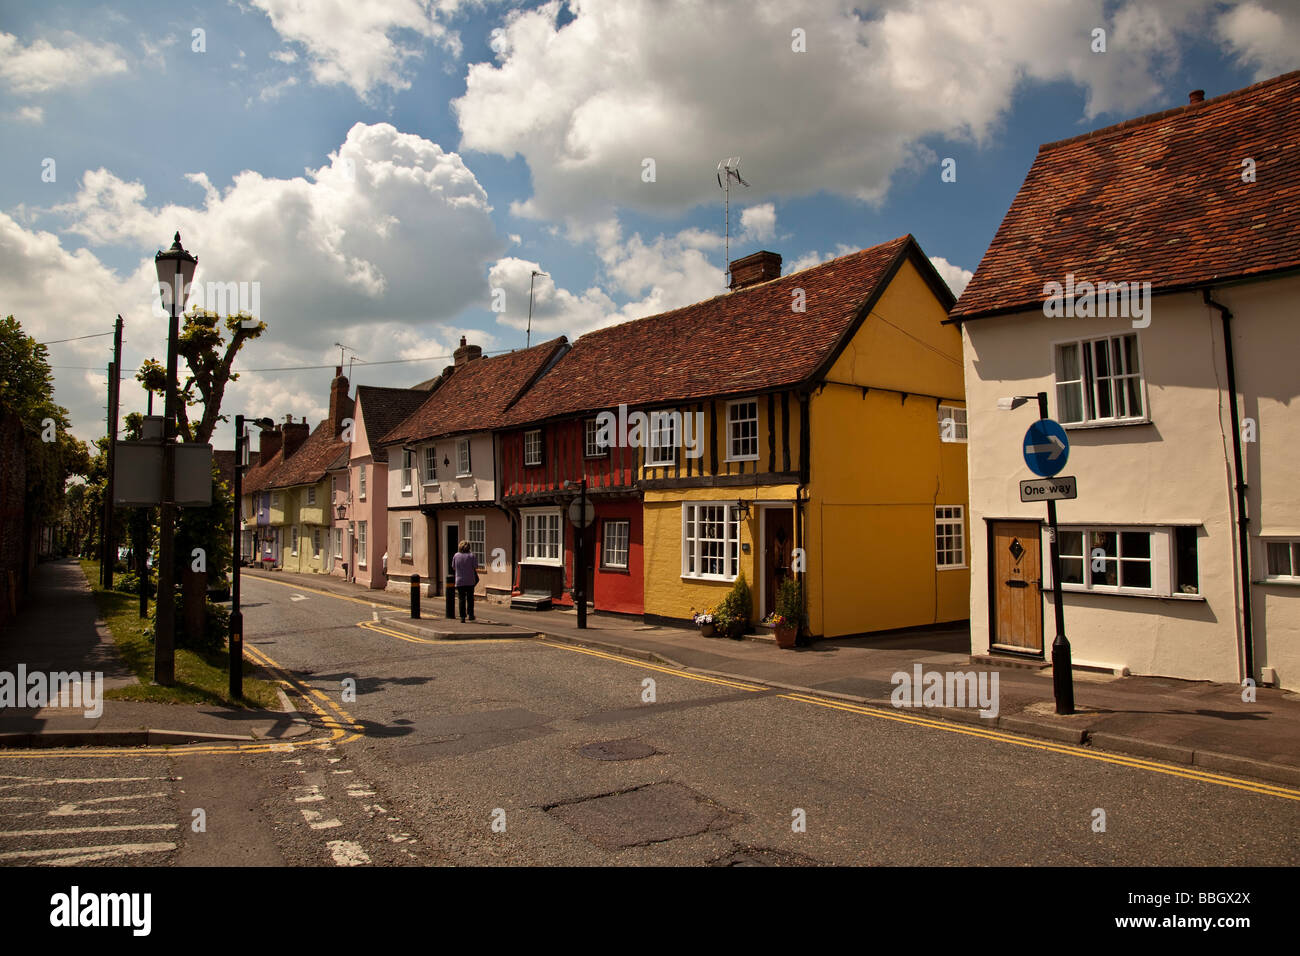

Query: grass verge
<box><xmin>80</xmin><ymin>559</ymin><xmax>281</xmax><ymax>709</ymax></box>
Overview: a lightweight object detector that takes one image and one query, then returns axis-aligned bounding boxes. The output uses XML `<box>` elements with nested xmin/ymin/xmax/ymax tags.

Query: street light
<box><xmin>230</xmin><ymin>414</ymin><xmax>274</xmax><ymax>699</ymax></box>
<box><xmin>998</xmin><ymin>391</ymin><xmax>1075</xmax><ymax>714</ymax></box>
<box><xmin>153</xmin><ymin>232</ymin><xmax>198</xmax><ymax>686</ymax></box>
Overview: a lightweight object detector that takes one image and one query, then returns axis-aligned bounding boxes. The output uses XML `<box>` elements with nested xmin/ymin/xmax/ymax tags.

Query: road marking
<box><xmin>0</xmin><ymin>822</ymin><xmax>177</xmax><ymax>838</ymax></box>
<box><xmin>0</xmin><ymin>842</ymin><xmax>175</xmax><ymax>865</ymax></box>
<box><xmin>300</xmin><ymin>809</ymin><xmax>342</xmax><ymax>830</ymax></box>
<box><xmin>246</xmin><ymin>574</ymin><xmax>392</xmax><ymax>608</ymax></box>
<box><xmin>290</xmin><ymin>593</ymin><xmax>307</xmax><ymax>602</ymax></box>
<box><xmin>49</xmin><ymin>791</ymin><xmax>167</xmax><ymax>816</ymax></box>
<box><xmin>357</xmin><ymin>620</ymin><xmax>531</xmax><ymax>645</ymax></box>
<box><xmin>326</xmin><ymin>839</ymin><xmax>370</xmax><ymax>866</ymax></box>
<box><xmin>538</xmin><ymin>641</ymin><xmax>1300</xmax><ymax>803</ymax></box>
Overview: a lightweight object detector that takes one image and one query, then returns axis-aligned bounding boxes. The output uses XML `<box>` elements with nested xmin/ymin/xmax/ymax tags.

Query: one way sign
<box><xmin>1022</xmin><ymin>419</ymin><xmax>1070</xmax><ymax>477</ymax></box>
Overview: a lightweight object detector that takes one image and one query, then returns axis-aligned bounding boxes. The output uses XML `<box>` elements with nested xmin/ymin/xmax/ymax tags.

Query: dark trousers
<box><xmin>456</xmin><ymin>585</ymin><xmax>475</xmax><ymax>620</ymax></box>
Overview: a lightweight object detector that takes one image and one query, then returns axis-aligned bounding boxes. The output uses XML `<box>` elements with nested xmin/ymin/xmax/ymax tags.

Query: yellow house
<box><xmin>573</xmin><ymin>237</ymin><xmax>967</xmax><ymax>637</ymax></box>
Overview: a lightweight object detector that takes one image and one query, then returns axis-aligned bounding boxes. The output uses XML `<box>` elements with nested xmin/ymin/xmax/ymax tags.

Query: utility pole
<box><xmin>1035</xmin><ymin>391</ymin><xmax>1074</xmax><ymax>715</ymax></box>
<box><xmin>101</xmin><ymin>315</ymin><xmax>123</xmax><ymax>588</ymax></box>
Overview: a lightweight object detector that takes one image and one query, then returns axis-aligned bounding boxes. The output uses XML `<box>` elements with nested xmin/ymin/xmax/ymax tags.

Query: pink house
<box><xmin>344</xmin><ymin>385</ymin><xmax>432</xmax><ymax>589</ymax></box>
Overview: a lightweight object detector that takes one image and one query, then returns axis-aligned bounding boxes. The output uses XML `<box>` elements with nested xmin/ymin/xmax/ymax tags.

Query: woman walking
<box><xmin>452</xmin><ymin>540</ymin><xmax>478</xmax><ymax>622</ymax></box>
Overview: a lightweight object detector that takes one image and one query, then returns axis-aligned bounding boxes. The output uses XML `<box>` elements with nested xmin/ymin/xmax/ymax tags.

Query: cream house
<box><xmin>950</xmin><ymin>73</ymin><xmax>1300</xmax><ymax>690</ymax></box>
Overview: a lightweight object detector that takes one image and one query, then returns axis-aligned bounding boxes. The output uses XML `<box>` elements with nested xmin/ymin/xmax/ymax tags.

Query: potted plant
<box><xmin>693</xmin><ymin>608</ymin><xmax>718</xmax><ymax>638</ymax></box>
<box><xmin>772</xmin><ymin>577</ymin><xmax>805</xmax><ymax>649</ymax></box>
<box><xmin>716</xmin><ymin>571</ymin><xmax>752</xmax><ymax>640</ymax></box>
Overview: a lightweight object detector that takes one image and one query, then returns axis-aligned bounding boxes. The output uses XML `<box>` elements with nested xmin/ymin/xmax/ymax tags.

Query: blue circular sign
<box><xmin>1023</xmin><ymin>419</ymin><xmax>1070</xmax><ymax>477</ymax></box>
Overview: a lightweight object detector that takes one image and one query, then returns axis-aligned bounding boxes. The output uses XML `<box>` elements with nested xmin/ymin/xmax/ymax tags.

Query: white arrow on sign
<box><xmin>1025</xmin><ymin>434</ymin><xmax>1067</xmax><ymax>460</ymax></box>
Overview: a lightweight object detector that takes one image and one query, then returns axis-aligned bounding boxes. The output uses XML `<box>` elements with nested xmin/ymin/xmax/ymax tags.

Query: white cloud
<box><xmin>12</xmin><ymin>105</ymin><xmax>44</xmax><ymax>123</ymax></box>
<box><xmin>740</xmin><ymin>203</ymin><xmax>777</xmax><ymax>243</ymax></box>
<box><xmin>15</xmin><ymin>123</ymin><xmax>505</xmax><ymax>441</ymax></box>
<box><xmin>1217</xmin><ymin>1</ymin><xmax>1300</xmax><ymax>80</ymax></box>
<box><xmin>250</xmin><ymin>0</ymin><xmax>466</xmax><ymax>101</ymax></box>
<box><xmin>928</xmin><ymin>255</ymin><xmax>974</xmax><ymax>296</ymax></box>
<box><xmin>0</xmin><ymin>31</ymin><xmax>129</xmax><ymax>95</ymax></box>
<box><xmin>270</xmin><ymin>48</ymin><xmax>298</xmax><ymax>64</ymax></box>
<box><xmin>453</xmin><ymin>0</ymin><xmax>1246</xmax><ymax>223</ymax></box>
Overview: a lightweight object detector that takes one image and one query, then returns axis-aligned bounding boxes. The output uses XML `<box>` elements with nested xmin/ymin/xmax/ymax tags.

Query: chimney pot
<box><xmin>1189</xmin><ymin>89</ymin><xmax>1205</xmax><ymax>104</ymax></box>
<box><xmin>453</xmin><ymin>338</ymin><xmax>483</xmax><ymax>367</ymax></box>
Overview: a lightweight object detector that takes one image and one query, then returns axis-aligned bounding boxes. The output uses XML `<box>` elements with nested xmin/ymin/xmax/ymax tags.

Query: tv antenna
<box><xmin>527</xmin><ymin>269</ymin><xmax>548</xmax><ymax>349</ymax></box>
<box><xmin>333</xmin><ymin>341</ymin><xmax>361</xmax><ymax>378</ymax></box>
<box><xmin>716</xmin><ymin>157</ymin><xmax>750</xmax><ymax>286</ymax></box>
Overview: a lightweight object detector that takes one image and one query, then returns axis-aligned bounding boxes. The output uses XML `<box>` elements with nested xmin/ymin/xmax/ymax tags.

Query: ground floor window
<box><xmin>682</xmin><ymin>503</ymin><xmax>738</xmax><ymax>580</ymax></box>
<box><xmin>523</xmin><ymin>511</ymin><xmax>562</xmax><ymax>564</ymax></box>
<box><xmin>602</xmin><ymin>519</ymin><xmax>630</xmax><ymax>569</ymax></box>
<box><xmin>312</xmin><ymin>528</ymin><xmax>321</xmax><ymax>556</ymax></box>
<box><xmin>400</xmin><ymin>519</ymin><xmax>413</xmax><ymax>559</ymax></box>
<box><xmin>333</xmin><ymin>528</ymin><xmax>343</xmax><ymax>559</ymax></box>
<box><xmin>291</xmin><ymin>526</ymin><xmax>299</xmax><ymax>556</ymax></box>
<box><xmin>358</xmin><ymin>521</ymin><xmax>368</xmax><ymax>566</ymax></box>
<box><xmin>1044</xmin><ymin>525</ymin><xmax>1199</xmax><ymax>596</ymax></box>
<box><xmin>935</xmin><ymin>506</ymin><xmax>965</xmax><ymax>569</ymax></box>
<box><xmin>467</xmin><ymin>516</ymin><xmax>487</xmax><ymax>567</ymax></box>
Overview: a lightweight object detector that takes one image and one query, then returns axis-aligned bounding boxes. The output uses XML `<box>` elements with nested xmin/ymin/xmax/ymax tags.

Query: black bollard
<box><xmin>229</xmin><ymin>610</ymin><xmax>243</xmax><ymax>699</ymax></box>
<box><xmin>410</xmin><ymin>572</ymin><xmax>420</xmax><ymax>619</ymax></box>
<box><xmin>445</xmin><ymin>573</ymin><xmax>456</xmax><ymax>619</ymax></box>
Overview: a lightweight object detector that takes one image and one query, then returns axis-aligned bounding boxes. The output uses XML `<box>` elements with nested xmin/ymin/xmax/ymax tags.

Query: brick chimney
<box><xmin>1189</xmin><ymin>89</ymin><xmax>1205</xmax><ymax>104</ymax></box>
<box><xmin>283</xmin><ymin>416</ymin><xmax>310</xmax><ymax>458</ymax></box>
<box><xmin>258</xmin><ymin>424</ymin><xmax>282</xmax><ymax>462</ymax></box>
<box><xmin>453</xmin><ymin>336</ymin><xmax>482</xmax><ymax>367</ymax></box>
<box><xmin>328</xmin><ymin>365</ymin><xmax>353</xmax><ymax>438</ymax></box>
<box><xmin>729</xmin><ymin>251</ymin><xmax>783</xmax><ymax>290</ymax></box>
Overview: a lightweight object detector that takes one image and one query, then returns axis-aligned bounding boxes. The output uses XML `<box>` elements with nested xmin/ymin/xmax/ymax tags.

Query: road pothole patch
<box><xmin>577</xmin><ymin>739</ymin><xmax>657</xmax><ymax>761</ymax></box>
<box><xmin>545</xmin><ymin>781</ymin><xmax>741</xmax><ymax>849</ymax></box>
<box><xmin>710</xmin><ymin>844</ymin><xmax>826</xmax><ymax>867</ymax></box>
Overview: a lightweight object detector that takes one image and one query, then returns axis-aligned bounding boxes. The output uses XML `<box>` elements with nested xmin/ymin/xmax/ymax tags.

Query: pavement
<box><xmin>0</xmin><ymin>558</ymin><xmax>307</xmax><ymax>747</ymax></box>
<box><xmin>245</xmin><ymin>566</ymin><xmax>1300</xmax><ymax>788</ymax></box>
<box><xmin>5</xmin><ymin>560</ymin><xmax>1300</xmax><ymax>790</ymax></box>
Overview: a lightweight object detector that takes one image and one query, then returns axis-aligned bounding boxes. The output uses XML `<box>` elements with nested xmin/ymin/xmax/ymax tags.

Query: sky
<box><xmin>2</xmin><ymin>0</ymin><xmax>1298</xmax><ymax>448</ymax></box>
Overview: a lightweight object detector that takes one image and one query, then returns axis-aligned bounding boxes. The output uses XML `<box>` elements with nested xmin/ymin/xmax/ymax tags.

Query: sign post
<box><xmin>567</xmin><ymin>481</ymin><xmax>593</xmax><ymax>629</ymax></box>
<box><xmin>1022</xmin><ymin>399</ymin><xmax>1075</xmax><ymax>714</ymax></box>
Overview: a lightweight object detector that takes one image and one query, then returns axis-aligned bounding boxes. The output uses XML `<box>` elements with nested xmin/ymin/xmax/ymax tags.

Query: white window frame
<box><xmin>272</xmin><ymin>491</ymin><xmax>281</xmax><ymax>509</ymax></box>
<box><xmin>291</xmin><ymin>526</ymin><xmax>299</xmax><ymax>556</ymax></box>
<box><xmin>935</xmin><ymin>506</ymin><xmax>965</xmax><ymax>569</ymax></box>
<box><xmin>681</xmin><ymin>503</ymin><xmax>740</xmax><ymax>581</ymax></box>
<box><xmin>937</xmin><ymin>404</ymin><xmax>968</xmax><ymax>443</ymax></box>
<box><xmin>312</xmin><ymin>528</ymin><xmax>321</xmax><ymax>556</ymax></box>
<box><xmin>423</xmin><ymin>445</ymin><xmax>438</xmax><ymax>485</ymax></box>
<box><xmin>1052</xmin><ymin>332</ymin><xmax>1147</xmax><ymax>426</ymax></box>
<box><xmin>584</xmin><ymin>418</ymin><xmax>608</xmax><ymax>458</ymax></box>
<box><xmin>1263</xmin><ymin>538</ymin><xmax>1300</xmax><ymax>582</ymax></box>
<box><xmin>333</xmin><ymin>528</ymin><xmax>343</xmax><ymax>559</ymax></box>
<box><xmin>726</xmin><ymin>399</ymin><xmax>760</xmax><ymax>461</ymax></box>
<box><xmin>401</xmin><ymin>449</ymin><xmax>414</xmax><ymax>493</ymax></box>
<box><xmin>602</xmin><ymin>519</ymin><xmax>630</xmax><ymax>570</ymax></box>
<box><xmin>522</xmin><ymin>509</ymin><xmax>563</xmax><ymax>566</ymax></box>
<box><xmin>646</xmin><ymin>411</ymin><xmax>678</xmax><ymax>467</ymax></box>
<box><xmin>307</xmin><ymin>485</ymin><xmax>317</xmax><ymax>506</ymax></box>
<box><xmin>399</xmin><ymin>519</ymin><xmax>413</xmax><ymax>559</ymax></box>
<box><xmin>357</xmin><ymin>520</ymin><xmax>368</xmax><ymax>567</ymax></box>
<box><xmin>358</xmin><ymin>463</ymin><xmax>367</xmax><ymax>500</ymax></box>
<box><xmin>524</xmin><ymin>429</ymin><xmax>543</xmax><ymax>467</ymax></box>
<box><xmin>1046</xmin><ymin>525</ymin><xmax>1167</xmax><ymax>595</ymax></box>
<box><xmin>457</xmin><ymin>438</ymin><xmax>472</xmax><ymax>477</ymax></box>
<box><xmin>467</xmin><ymin>516</ymin><xmax>487</xmax><ymax>568</ymax></box>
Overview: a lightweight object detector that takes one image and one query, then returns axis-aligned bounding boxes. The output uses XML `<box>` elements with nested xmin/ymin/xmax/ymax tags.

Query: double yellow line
<box><xmin>542</xmin><ymin>641</ymin><xmax>1300</xmax><ymax>802</ymax></box>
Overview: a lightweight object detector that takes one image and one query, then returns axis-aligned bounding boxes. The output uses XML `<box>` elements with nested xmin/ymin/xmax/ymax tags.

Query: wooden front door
<box><xmin>990</xmin><ymin>520</ymin><xmax>1043</xmax><ymax>654</ymax></box>
<box><xmin>763</xmin><ymin>508</ymin><xmax>794</xmax><ymax>618</ymax></box>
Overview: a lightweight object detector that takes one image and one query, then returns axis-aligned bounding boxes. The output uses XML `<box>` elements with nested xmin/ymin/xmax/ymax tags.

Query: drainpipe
<box><xmin>1204</xmin><ymin>288</ymin><xmax>1255</xmax><ymax>683</ymax></box>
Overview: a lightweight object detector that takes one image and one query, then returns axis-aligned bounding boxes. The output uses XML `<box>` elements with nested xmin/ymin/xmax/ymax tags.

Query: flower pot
<box><xmin>699</xmin><ymin>622</ymin><xmax>716</xmax><ymax>638</ymax></box>
<box><xmin>774</xmin><ymin>625</ymin><xmax>798</xmax><ymax>649</ymax></box>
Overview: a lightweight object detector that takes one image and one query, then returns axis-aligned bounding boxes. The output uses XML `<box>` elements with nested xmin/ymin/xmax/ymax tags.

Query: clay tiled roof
<box><xmin>951</xmin><ymin>71</ymin><xmax>1300</xmax><ymax>319</ymax></box>
<box><xmin>266</xmin><ymin>420</ymin><xmax>348</xmax><ymax>489</ymax></box>
<box><xmin>500</xmin><ymin>235</ymin><xmax>946</xmax><ymax>424</ymax></box>
<box><xmin>379</xmin><ymin>338</ymin><xmax>568</xmax><ymax>446</ymax></box>
<box><xmin>355</xmin><ymin>385</ymin><xmax>434</xmax><ymax>462</ymax></box>
<box><xmin>242</xmin><ymin>448</ymin><xmax>281</xmax><ymax>495</ymax></box>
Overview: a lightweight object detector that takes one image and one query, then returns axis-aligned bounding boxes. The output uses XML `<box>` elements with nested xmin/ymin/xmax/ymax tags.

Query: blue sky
<box><xmin>2</xmin><ymin>0</ymin><xmax>1296</xmax><ymax>444</ymax></box>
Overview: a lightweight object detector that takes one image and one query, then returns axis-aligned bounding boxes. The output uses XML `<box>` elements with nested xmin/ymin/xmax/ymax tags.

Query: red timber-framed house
<box><xmin>376</xmin><ymin>336</ymin><xmax>569</xmax><ymax>600</ymax></box>
<box><xmin>497</xmin><ymin>347</ymin><xmax>645</xmax><ymax>615</ymax></box>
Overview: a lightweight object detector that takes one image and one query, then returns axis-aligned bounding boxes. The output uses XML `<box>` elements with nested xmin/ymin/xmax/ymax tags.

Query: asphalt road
<box><xmin>4</xmin><ymin>575</ymin><xmax>1298</xmax><ymax>866</ymax></box>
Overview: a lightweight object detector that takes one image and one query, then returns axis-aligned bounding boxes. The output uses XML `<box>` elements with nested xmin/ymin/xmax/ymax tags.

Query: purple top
<box><xmin>452</xmin><ymin>551</ymin><xmax>477</xmax><ymax>587</ymax></box>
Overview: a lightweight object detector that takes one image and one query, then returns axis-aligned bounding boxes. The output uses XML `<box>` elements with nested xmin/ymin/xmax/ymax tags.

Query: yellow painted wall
<box><xmin>643</xmin><ymin>484</ymin><xmax>796</xmax><ymax>623</ymax></box>
<box><xmin>807</xmin><ymin>256</ymin><xmax>968</xmax><ymax>637</ymax></box>
<box><xmin>634</xmin><ymin>394</ymin><xmax>803</xmax><ymax>482</ymax></box>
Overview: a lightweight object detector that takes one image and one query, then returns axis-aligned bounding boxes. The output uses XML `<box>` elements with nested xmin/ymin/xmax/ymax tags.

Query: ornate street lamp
<box><xmin>152</xmin><ymin>232</ymin><xmax>197</xmax><ymax>686</ymax></box>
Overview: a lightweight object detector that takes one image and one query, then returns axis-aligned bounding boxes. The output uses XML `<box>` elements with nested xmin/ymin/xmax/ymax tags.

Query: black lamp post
<box><xmin>1000</xmin><ymin>391</ymin><xmax>1074</xmax><ymax>714</ymax></box>
<box><xmin>230</xmin><ymin>413</ymin><xmax>273</xmax><ymax>699</ymax></box>
<box><xmin>564</xmin><ymin>477</ymin><xmax>589</xmax><ymax>629</ymax></box>
<box><xmin>153</xmin><ymin>232</ymin><xmax>197</xmax><ymax>686</ymax></box>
